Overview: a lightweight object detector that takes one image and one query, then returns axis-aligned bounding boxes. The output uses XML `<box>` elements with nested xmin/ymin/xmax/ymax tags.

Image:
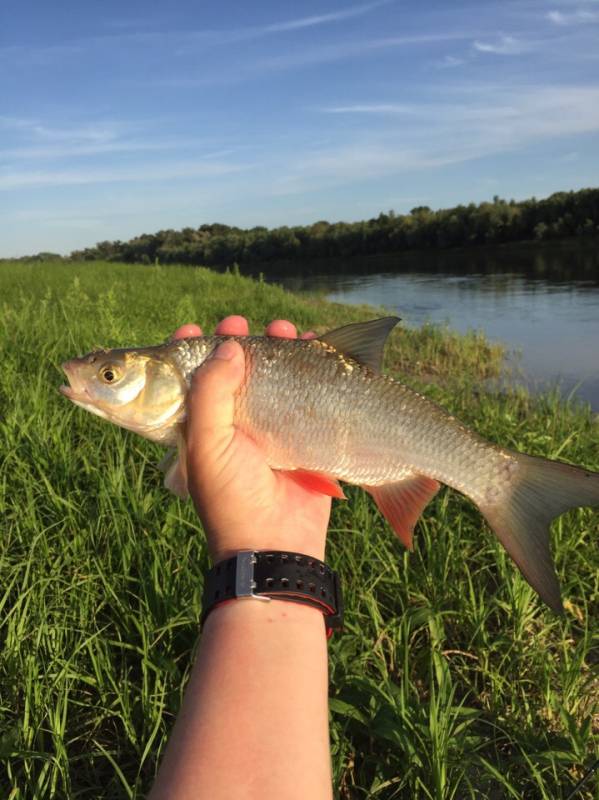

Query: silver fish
<box><xmin>60</xmin><ymin>317</ymin><xmax>599</xmax><ymax>612</ymax></box>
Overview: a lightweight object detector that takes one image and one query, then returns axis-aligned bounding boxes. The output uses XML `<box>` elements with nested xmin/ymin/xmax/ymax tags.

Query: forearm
<box><xmin>149</xmin><ymin>599</ymin><xmax>332</xmax><ymax>800</ymax></box>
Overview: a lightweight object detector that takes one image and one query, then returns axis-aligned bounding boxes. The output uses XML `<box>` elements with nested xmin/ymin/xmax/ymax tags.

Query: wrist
<box><xmin>202</xmin><ymin>593</ymin><xmax>328</xmax><ymax>630</ymax></box>
<box><xmin>208</xmin><ymin>537</ymin><xmax>326</xmax><ymax>565</ymax></box>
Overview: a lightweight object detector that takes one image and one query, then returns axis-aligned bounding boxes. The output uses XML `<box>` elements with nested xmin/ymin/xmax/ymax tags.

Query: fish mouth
<box><xmin>60</xmin><ymin>359</ymin><xmax>90</xmax><ymax>403</ymax></box>
<box><xmin>59</xmin><ymin>383</ymin><xmax>86</xmax><ymax>401</ymax></box>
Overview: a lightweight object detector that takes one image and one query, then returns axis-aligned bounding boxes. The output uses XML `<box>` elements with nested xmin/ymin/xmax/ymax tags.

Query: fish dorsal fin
<box><xmin>318</xmin><ymin>316</ymin><xmax>400</xmax><ymax>373</ymax></box>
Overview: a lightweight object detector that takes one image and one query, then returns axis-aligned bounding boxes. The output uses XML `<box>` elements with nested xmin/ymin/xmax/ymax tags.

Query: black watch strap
<box><xmin>201</xmin><ymin>550</ymin><xmax>343</xmax><ymax>633</ymax></box>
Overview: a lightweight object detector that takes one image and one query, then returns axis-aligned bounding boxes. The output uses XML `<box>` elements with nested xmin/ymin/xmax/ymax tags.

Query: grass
<box><xmin>0</xmin><ymin>258</ymin><xmax>597</xmax><ymax>799</ymax></box>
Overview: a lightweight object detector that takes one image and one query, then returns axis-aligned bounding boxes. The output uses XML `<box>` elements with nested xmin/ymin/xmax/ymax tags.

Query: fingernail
<box><xmin>213</xmin><ymin>340</ymin><xmax>238</xmax><ymax>361</ymax></box>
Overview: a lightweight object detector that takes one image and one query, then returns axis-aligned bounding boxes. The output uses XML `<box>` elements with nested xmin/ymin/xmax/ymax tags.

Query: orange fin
<box><xmin>286</xmin><ymin>470</ymin><xmax>346</xmax><ymax>499</ymax></box>
<box><xmin>366</xmin><ymin>475</ymin><xmax>440</xmax><ymax>549</ymax></box>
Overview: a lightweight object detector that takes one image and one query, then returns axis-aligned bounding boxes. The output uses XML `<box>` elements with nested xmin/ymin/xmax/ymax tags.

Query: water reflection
<box><xmin>268</xmin><ymin>240</ymin><xmax>599</xmax><ymax>410</ymax></box>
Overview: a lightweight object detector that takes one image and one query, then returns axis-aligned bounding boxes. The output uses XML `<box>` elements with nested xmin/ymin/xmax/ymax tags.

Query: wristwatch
<box><xmin>201</xmin><ymin>550</ymin><xmax>343</xmax><ymax>634</ymax></box>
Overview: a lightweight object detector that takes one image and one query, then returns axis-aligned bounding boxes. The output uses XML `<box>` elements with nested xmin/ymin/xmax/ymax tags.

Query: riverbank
<box><xmin>1</xmin><ymin>259</ymin><xmax>597</xmax><ymax>798</ymax></box>
<box><xmin>64</xmin><ymin>187</ymin><xmax>599</xmax><ymax>269</ymax></box>
<box><xmin>264</xmin><ymin>237</ymin><xmax>599</xmax><ymax>412</ymax></box>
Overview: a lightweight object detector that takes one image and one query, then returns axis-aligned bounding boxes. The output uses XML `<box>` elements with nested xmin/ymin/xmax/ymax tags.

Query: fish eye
<box><xmin>100</xmin><ymin>366</ymin><xmax>119</xmax><ymax>384</ymax></box>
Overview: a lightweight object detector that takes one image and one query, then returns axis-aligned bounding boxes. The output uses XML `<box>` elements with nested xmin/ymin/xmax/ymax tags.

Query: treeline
<box><xmin>70</xmin><ymin>188</ymin><xmax>599</xmax><ymax>268</ymax></box>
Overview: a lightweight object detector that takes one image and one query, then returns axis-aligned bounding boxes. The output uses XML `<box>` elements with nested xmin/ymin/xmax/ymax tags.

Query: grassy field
<box><xmin>1</xmin><ymin>259</ymin><xmax>597</xmax><ymax>799</ymax></box>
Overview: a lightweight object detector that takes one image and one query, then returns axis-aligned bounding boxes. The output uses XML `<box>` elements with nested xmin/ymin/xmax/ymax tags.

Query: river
<box><xmin>269</xmin><ymin>239</ymin><xmax>599</xmax><ymax>411</ymax></box>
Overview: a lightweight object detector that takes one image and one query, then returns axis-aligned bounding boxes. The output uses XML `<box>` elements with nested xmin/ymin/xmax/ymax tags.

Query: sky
<box><xmin>1</xmin><ymin>0</ymin><xmax>599</xmax><ymax>256</ymax></box>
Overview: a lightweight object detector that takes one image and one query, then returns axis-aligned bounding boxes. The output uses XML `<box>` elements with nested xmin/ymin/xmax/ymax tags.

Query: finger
<box><xmin>187</xmin><ymin>340</ymin><xmax>245</xmax><ymax>471</ymax></box>
<box><xmin>215</xmin><ymin>315</ymin><xmax>249</xmax><ymax>336</ymax></box>
<box><xmin>300</xmin><ymin>331</ymin><xmax>317</xmax><ymax>340</ymax></box>
<box><xmin>265</xmin><ymin>319</ymin><xmax>297</xmax><ymax>339</ymax></box>
<box><xmin>172</xmin><ymin>323</ymin><xmax>203</xmax><ymax>340</ymax></box>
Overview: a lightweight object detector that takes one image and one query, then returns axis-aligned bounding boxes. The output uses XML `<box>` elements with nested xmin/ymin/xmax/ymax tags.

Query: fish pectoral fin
<box><xmin>285</xmin><ymin>469</ymin><xmax>346</xmax><ymax>499</ymax></box>
<box><xmin>163</xmin><ymin>455</ymin><xmax>189</xmax><ymax>498</ymax></box>
<box><xmin>317</xmin><ymin>316</ymin><xmax>400</xmax><ymax>373</ymax></box>
<box><xmin>158</xmin><ymin>448</ymin><xmax>177</xmax><ymax>474</ymax></box>
<box><xmin>160</xmin><ymin>434</ymin><xmax>189</xmax><ymax>499</ymax></box>
<box><xmin>365</xmin><ymin>475</ymin><xmax>440</xmax><ymax>550</ymax></box>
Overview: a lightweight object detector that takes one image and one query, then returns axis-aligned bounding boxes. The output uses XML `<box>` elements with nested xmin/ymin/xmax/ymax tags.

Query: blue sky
<box><xmin>2</xmin><ymin>0</ymin><xmax>599</xmax><ymax>256</ymax></box>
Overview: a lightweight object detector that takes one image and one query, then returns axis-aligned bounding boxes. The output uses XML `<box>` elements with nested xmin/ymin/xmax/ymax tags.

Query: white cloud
<box><xmin>0</xmin><ymin>117</ymin><xmax>125</xmax><ymax>144</ymax></box>
<box><xmin>171</xmin><ymin>1</ymin><xmax>394</xmax><ymax>55</ymax></box>
<box><xmin>547</xmin><ymin>10</ymin><xmax>568</xmax><ymax>24</ymax></box>
<box><xmin>0</xmin><ymin>117</ymin><xmax>233</xmax><ymax>163</ymax></box>
<box><xmin>438</xmin><ymin>55</ymin><xmax>465</xmax><ymax>68</ymax></box>
<box><xmin>272</xmin><ymin>84</ymin><xmax>599</xmax><ymax>195</ymax></box>
<box><xmin>323</xmin><ymin>103</ymin><xmax>413</xmax><ymax>114</ymax></box>
<box><xmin>256</xmin><ymin>33</ymin><xmax>470</xmax><ymax>72</ymax></box>
<box><xmin>0</xmin><ymin>139</ymin><xmax>221</xmax><ymax>161</ymax></box>
<box><xmin>2</xmin><ymin>1</ymin><xmax>392</xmax><ymax>65</ymax></box>
<box><xmin>157</xmin><ymin>32</ymin><xmax>470</xmax><ymax>87</ymax></box>
<box><xmin>259</xmin><ymin>0</ymin><xmax>391</xmax><ymax>34</ymax></box>
<box><xmin>0</xmin><ymin>159</ymin><xmax>251</xmax><ymax>190</ymax></box>
<box><xmin>547</xmin><ymin>8</ymin><xmax>599</xmax><ymax>25</ymax></box>
<box><xmin>473</xmin><ymin>35</ymin><xmax>530</xmax><ymax>55</ymax></box>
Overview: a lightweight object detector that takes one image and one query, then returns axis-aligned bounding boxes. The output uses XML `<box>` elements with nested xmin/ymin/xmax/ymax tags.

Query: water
<box><xmin>270</xmin><ymin>240</ymin><xmax>599</xmax><ymax>411</ymax></box>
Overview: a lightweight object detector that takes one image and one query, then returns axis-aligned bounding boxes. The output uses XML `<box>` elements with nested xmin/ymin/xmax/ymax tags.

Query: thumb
<box><xmin>186</xmin><ymin>340</ymin><xmax>245</xmax><ymax>473</ymax></box>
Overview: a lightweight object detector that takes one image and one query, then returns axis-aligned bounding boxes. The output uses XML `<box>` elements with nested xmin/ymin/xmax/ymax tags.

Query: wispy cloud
<box><xmin>26</xmin><ymin>124</ymin><xmax>118</xmax><ymax>143</ymax></box>
<box><xmin>0</xmin><ymin>117</ymin><xmax>229</xmax><ymax>162</ymax></box>
<box><xmin>253</xmin><ymin>33</ymin><xmax>470</xmax><ymax>72</ymax></box>
<box><xmin>323</xmin><ymin>103</ymin><xmax>413</xmax><ymax>114</ymax></box>
<box><xmin>171</xmin><ymin>1</ymin><xmax>394</xmax><ymax>55</ymax></box>
<box><xmin>157</xmin><ymin>32</ymin><xmax>470</xmax><ymax>87</ymax></box>
<box><xmin>473</xmin><ymin>35</ymin><xmax>530</xmax><ymax>55</ymax></box>
<box><xmin>547</xmin><ymin>8</ymin><xmax>599</xmax><ymax>25</ymax></box>
<box><xmin>436</xmin><ymin>55</ymin><xmax>465</xmax><ymax>69</ymax></box>
<box><xmin>274</xmin><ymin>84</ymin><xmax>599</xmax><ymax>195</ymax></box>
<box><xmin>257</xmin><ymin>0</ymin><xmax>391</xmax><ymax>34</ymax></box>
<box><xmin>2</xmin><ymin>1</ymin><xmax>392</xmax><ymax>65</ymax></box>
<box><xmin>0</xmin><ymin>117</ymin><xmax>125</xmax><ymax>143</ymax></box>
<box><xmin>0</xmin><ymin>139</ymin><xmax>220</xmax><ymax>161</ymax></box>
<box><xmin>0</xmin><ymin>159</ymin><xmax>251</xmax><ymax>191</ymax></box>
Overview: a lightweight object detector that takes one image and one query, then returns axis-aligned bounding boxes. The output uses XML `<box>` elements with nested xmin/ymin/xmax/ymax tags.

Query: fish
<box><xmin>59</xmin><ymin>317</ymin><xmax>599</xmax><ymax>613</ymax></box>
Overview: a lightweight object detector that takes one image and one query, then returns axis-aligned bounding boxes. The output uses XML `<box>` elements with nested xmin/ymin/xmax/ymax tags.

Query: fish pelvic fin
<box><xmin>365</xmin><ymin>474</ymin><xmax>440</xmax><ymax>550</ymax></box>
<box><xmin>318</xmin><ymin>316</ymin><xmax>400</xmax><ymax>373</ymax></box>
<box><xmin>286</xmin><ymin>469</ymin><xmax>346</xmax><ymax>499</ymax></box>
<box><xmin>479</xmin><ymin>453</ymin><xmax>599</xmax><ymax>614</ymax></box>
<box><xmin>159</xmin><ymin>431</ymin><xmax>189</xmax><ymax>499</ymax></box>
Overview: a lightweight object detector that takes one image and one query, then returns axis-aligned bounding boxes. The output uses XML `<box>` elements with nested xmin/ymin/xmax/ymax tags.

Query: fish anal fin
<box><xmin>318</xmin><ymin>317</ymin><xmax>400</xmax><ymax>373</ymax></box>
<box><xmin>286</xmin><ymin>469</ymin><xmax>346</xmax><ymax>499</ymax></box>
<box><xmin>366</xmin><ymin>475</ymin><xmax>440</xmax><ymax>549</ymax></box>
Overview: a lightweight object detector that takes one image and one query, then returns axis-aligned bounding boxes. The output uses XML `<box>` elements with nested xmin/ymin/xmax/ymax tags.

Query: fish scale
<box><xmin>60</xmin><ymin>316</ymin><xmax>599</xmax><ymax>614</ymax></box>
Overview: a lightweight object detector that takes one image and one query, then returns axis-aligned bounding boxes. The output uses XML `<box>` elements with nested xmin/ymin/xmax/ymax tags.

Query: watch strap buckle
<box><xmin>235</xmin><ymin>550</ymin><xmax>271</xmax><ymax>601</ymax></box>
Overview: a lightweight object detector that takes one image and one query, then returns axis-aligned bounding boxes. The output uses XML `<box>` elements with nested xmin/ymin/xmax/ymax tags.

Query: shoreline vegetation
<box><xmin>16</xmin><ymin>187</ymin><xmax>599</xmax><ymax>272</ymax></box>
<box><xmin>1</xmin><ymin>259</ymin><xmax>598</xmax><ymax>798</ymax></box>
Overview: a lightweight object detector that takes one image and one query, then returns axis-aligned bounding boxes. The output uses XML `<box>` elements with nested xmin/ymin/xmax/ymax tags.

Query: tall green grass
<box><xmin>1</xmin><ymin>259</ymin><xmax>597</xmax><ymax>799</ymax></box>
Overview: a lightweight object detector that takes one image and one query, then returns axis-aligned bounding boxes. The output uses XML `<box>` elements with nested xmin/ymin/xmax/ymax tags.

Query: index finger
<box><xmin>265</xmin><ymin>319</ymin><xmax>297</xmax><ymax>339</ymax></box>
<box><xmin>172</xmin><ymin>323</ymin><xmax>203</xmax><ymax>340</ymax></box>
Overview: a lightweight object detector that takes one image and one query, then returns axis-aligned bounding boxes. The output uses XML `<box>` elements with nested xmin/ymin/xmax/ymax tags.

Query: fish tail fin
<box><xmin>477</xmin><ymin>453</ymin><xmax>599</xmax><ymax>613</ymax></box>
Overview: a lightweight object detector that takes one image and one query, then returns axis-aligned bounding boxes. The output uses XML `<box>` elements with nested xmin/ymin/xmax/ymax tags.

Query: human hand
<box><xmin>172</xmin><ymin>316</ymin><xmax>332</xmax><ymax>564</ymax></box>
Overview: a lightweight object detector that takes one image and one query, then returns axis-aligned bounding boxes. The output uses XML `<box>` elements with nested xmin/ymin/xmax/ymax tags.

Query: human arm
<box><xmin>148</xmin><ymin>316</ymin><xmax>334</xmax><ymax>800</ymax></box>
